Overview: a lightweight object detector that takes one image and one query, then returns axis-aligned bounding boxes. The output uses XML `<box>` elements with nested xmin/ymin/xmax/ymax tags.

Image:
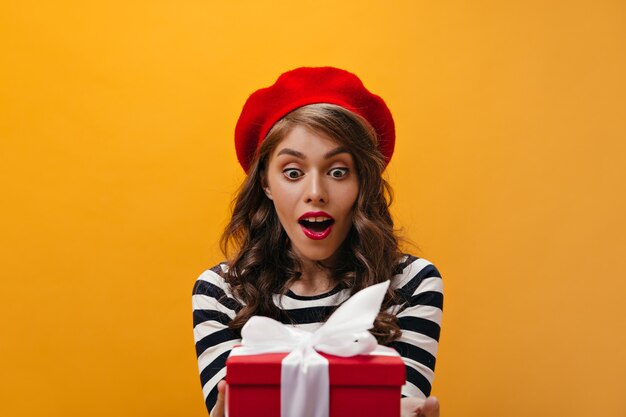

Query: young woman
<box><xmin>192</xmin><ymin>67</ymin><xmax>443</xmax><ymax>417</ymax></box>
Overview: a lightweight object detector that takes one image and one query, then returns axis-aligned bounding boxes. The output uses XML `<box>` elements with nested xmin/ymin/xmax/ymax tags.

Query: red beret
<box><xmin>234</xmin><ymin>67</ymin><xmax>395</xmax><ymax>172</ymax></box>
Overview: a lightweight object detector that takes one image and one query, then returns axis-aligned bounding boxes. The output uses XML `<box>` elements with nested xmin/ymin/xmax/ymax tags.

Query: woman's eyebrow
<box><xmin>276</xmin><ymin>148</ymin><xmax>306</xmax><ymax>159</ymax></box>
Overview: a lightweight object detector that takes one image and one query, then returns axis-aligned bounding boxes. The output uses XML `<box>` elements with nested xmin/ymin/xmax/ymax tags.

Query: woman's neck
<box><xmin>289</xmin><ymin>258</ymin><xmax>335</xmax><ymax>296</ymax></box>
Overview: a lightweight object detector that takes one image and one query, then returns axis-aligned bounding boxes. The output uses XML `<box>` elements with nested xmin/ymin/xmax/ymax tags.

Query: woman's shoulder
<box><xmin>391</xmin><ymin>254</ymin><xmax>443</xmax><ymax>292</ymax></box>
<box><xmin>393</xmin><ymin>253</ymin><xmax>442</xmax><ymax>274</ymax></box>
<box><xmin>192</xmin><ymin>261</ymin><xmax>244</xmax><ymax>314</ymax></box>
<box><xmin>191</xmin><ymin>261</ymin><xmax>231</xmax><ymax>296</ymax></box>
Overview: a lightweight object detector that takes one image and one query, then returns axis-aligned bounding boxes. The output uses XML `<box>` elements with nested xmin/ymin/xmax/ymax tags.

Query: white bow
<box><xmin>229</xmin><ymin>280</ymin><xmax>392</xmax><ymax>417</ymax></box>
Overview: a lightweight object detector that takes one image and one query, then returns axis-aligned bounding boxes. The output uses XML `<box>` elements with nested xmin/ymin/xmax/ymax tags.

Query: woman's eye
<box><xmin>328</xmin><ymin>168</ymin><xmax>349</xmax><ymax>178</ymax></box>
<box><xmin>283</xmin><ymin>168</ymin><xmax>303</xmax><ymax>180</ymax></box>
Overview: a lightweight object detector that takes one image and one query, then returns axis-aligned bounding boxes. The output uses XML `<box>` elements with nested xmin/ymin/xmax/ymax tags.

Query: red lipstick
<box><xmin>298</xmin><ymin>211</ymin><xmax>335</xmax><ymax>240</ymax></box>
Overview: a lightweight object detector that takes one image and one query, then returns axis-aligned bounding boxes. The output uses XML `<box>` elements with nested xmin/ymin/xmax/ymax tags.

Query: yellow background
<box><xmin>1</xmin><ymin>1</ymin><xmax>625</xmax><ymax>416</ymax></box>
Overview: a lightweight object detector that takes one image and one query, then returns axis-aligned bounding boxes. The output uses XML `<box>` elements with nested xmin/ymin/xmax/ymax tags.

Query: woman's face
<box><xmin>264</xmin><ymin>125</ymin><xmax>359</xmax><ymax>264</ymax></box>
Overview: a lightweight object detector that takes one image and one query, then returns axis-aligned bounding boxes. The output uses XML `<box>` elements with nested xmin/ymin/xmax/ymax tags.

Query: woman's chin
<box><xmin>291</xmin><ymin>244</ymin><xmax>341</xmax><ymax>265</ymax></box>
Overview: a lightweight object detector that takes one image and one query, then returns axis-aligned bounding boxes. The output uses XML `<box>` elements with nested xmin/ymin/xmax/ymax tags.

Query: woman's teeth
<box><xmin>299</xmin><ymin>218</ymin><xmax>334</xmax><ymax>232</ymax></box>
<box><xmin>301</xmin><ymin>217</ymin><xmax>331</xmax><ymax>222</ymax></box>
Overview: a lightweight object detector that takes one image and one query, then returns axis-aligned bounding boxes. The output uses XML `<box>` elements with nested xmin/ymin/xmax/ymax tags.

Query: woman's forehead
<box><xmin>271</xmin><ymin>125</ymin><xmax>351</xmax><ymax>158</ymax></box>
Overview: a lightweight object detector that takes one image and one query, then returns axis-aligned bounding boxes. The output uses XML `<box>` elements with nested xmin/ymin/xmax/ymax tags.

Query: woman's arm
<box><xmin>395</xmin><ymin>261</ymin><xmax>443</xmax><ymax>417</ymax></box>
<box><xmin>192</xmin><ymin>267</ymin><xmax>242</xmax><ymax>415</ymax></box>
<box><xmin>391</xmin><ymin>258</ymin><xmax>443</xmax><ymax>417</ymax></box>
<box><xmin>390</xmin><ymin>258</ymin><xmax>444</xmax><ymax>399</ymax></box>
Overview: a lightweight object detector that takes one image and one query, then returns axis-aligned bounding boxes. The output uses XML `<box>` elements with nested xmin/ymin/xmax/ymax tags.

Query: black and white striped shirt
<box><xmin>192</xmin><ymin>255</ymin><xmax>443</xmax><ymax>414</ymax></box>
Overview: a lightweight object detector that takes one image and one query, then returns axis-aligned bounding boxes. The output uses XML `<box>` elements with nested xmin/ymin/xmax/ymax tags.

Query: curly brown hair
<box><xmin>220</xmin><ymin>103</ymin><xmax>403</xmax><ymax>344</ymax></box>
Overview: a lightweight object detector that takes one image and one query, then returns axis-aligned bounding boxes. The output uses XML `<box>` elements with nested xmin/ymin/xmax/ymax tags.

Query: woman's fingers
<box><xmin>401</xmin><ymin>396</ymin><xmax>440</xmax><ymax>417</ymax></box>
<box><xmin>417</xmin><ymin>396</ymin><xmax>440</xmax><ymax>417</ymax></box>
<box><xmin>212</xmin><ymin>380</ymin><xmax>227</xmax><ymax>417</ymax></box>
<box><xmin>401</xmin><ymin>397</ymin><xmax>423</xmax><ymax>417</ymax></box>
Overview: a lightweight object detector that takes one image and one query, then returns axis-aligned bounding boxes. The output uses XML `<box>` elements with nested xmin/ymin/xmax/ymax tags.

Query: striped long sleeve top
<box><xmin>192</xmin><ymin>255</ymin><xmax>443</xmax><ymax>414</ymax></box>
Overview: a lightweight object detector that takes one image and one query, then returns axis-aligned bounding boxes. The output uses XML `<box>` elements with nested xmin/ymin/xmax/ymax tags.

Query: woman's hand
<box><xmin>401</xmin><ymin>396</ymin><xmax>440</xmax><ymax>417</ymax></box>
<box><xmin>211</xmin><ymin>380</ymin><xmax>227</xmax><ymax>417</ymax></box>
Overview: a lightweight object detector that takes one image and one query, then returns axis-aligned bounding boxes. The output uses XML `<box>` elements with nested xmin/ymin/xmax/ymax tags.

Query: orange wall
<box><xmin>1</xmin><ymin>1</ymin><xmax>625</xmax><ymax>416</ymax></box>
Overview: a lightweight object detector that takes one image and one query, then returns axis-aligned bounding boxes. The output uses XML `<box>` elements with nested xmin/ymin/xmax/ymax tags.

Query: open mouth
<box><xmin>298</xmin><ymin>217</ymin><xmax>335</xmax><ymax>232</ymax></box>
<box><xmin>297</xmin><ymin>213</ymin><xmax>335</xmax><ymax>240</ymax></box>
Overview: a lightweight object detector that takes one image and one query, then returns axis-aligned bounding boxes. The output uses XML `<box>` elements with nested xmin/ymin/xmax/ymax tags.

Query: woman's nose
<box><xmin>304</xmin><ymin>173</ymin><xmax>328</xmax><ymax>203</ymax></box>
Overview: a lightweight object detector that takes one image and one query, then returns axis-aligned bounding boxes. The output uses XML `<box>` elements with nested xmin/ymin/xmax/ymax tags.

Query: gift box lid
<box><xmin>226</xmin><ymin>352</ymin><xmax>405</xmax><ymax>386</ymax></box>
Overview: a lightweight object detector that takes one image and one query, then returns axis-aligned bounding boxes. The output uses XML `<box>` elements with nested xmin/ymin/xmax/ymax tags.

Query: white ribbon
<box><xmin>229</xmin><ymin>280</ymin><xmax>394</xmax><ymax>417</ymax></box>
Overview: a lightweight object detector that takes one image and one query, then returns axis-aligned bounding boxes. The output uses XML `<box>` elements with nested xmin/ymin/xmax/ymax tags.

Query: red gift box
<box><xmin>226</xmin><ymin>351</ymin><xmax>405</xmax><ymax>417</ymax></box>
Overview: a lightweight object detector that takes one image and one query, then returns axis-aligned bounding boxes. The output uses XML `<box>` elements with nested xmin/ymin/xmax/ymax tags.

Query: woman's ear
<box><xmin>261</xmin><ymin>176</ymin><xmax>273</xmax><ymax>200</ymax></box>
